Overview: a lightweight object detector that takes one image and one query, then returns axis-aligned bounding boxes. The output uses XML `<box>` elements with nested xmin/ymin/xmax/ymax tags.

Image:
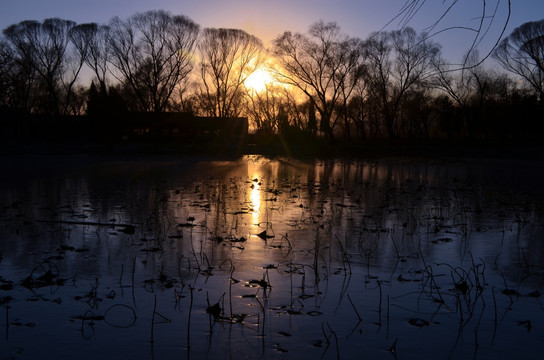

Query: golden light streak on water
<box><xmin>249</xmin><ymin>172</ymin><xmax>261</xmax><ymax>225</ymax></box>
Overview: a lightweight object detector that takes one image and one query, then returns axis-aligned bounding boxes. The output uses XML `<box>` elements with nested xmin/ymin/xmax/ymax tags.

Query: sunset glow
<box><xmin>2</xmin><ymin>1</ymin><xmax>544</xmax><ymax>359</ymax></box>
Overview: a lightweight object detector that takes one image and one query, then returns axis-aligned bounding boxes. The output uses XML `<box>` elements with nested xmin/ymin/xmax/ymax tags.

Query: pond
<box><xmin>1</xmin><ymin>154</ymin><xmax>543</xmax><ymax>359</ymax></box>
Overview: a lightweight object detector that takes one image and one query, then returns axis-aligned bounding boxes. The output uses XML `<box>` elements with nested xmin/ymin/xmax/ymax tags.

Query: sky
<box><xmin>1</xmin><ymin>0</ymin><xmax>543</xmax><ymax>65</ymax></box>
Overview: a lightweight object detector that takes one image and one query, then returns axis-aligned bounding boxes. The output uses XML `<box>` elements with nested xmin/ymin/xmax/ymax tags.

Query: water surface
<box><xmin>1</xmin><ymin>154</ymin><xmax>543</xmax><ymax>359</ymax></box>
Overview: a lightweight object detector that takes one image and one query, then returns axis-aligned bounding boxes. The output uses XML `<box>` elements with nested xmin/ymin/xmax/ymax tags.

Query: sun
<box><xmin>245</xmin><ymin>68</ymin><xmax>273</xmax><ymax>93</ymax></box>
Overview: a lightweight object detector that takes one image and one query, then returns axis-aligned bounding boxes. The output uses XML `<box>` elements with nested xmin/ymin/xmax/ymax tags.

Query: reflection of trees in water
<box><xmin>2</xmin><ymin>158</ymin><xmax>542</xmax><ymax>275</ymax></box>
<box><xmin>1</xmin><ymin>156</ymin><xmax>544</xmax><ymax>358</ymax></box>
<box><xmin>143</xmin><ymin>158</ymin><xmax>542</xmax><ymax>279</ymax></box>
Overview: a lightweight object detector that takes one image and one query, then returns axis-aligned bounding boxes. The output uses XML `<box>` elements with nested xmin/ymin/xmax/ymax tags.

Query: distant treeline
<box><xmin>0</xmin><ymin>11</ymin><xmax>543</xmax><ymax>145</ymax></box>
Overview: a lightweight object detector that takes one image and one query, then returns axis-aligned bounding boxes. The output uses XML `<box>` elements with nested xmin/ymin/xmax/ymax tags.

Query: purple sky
<box><xmin>1</xmin><ymin>0</ymin><xmax>542</xmax><ymax>65</ymax></box>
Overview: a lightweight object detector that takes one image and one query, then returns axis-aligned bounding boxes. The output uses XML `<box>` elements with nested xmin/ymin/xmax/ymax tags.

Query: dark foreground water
<box><xmin>1</xmin><ymin>154</ymin><xmax>543</xmax><ymax>359</ymax></box>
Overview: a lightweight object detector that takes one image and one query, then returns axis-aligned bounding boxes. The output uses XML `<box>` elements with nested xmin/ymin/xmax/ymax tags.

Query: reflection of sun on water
<box><xmin>249</xmin><ymin>173</ymin><xmax>261</xmax><ymax>224</ymax></box>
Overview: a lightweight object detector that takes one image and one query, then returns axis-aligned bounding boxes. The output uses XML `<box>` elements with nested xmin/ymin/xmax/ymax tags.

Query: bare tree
<box><xmin>61</xmin><ymin>27</ymin><xmax>91</xmax><ymax>115</ymax></box>
<box><xmin>71</xmin><ymin>23</ymin><xmax>111</xmax><ymax>94</ymax></box>
<box><xmin>197</xmin><ymin>28</ymin><xmax>264</xmax><ymax>117</ymax></box>
<box><xmin>0</xmin><ymin>35</ymin><xmax>40</xmax><ymax>111</ymax></box>
<box><xmin>364</xmin><ymin>27</ymin><xmax>440</xmax><ymax>138</ymax></box>
<box><xmin>345</xmin><ymin>81</ymin><xmax>370</xmax><ymax>140</ymax></box>
<box><xmin>0</xmin><ymin>38</ymin><xmax>14</xmax><ymax>106</ymax></box>
<box><xmin>108</xmin><ymin>10</ymin><xmax>199</xmax><ymax>112</ymax></box>
<box><xmin>274</xmin><ymin>87</ymin><xmax>313</xmax><ymax>133</ymax></box>
<box><xmin>3</xmin><ymin>18</ymin><xmax>77</xmax><ymax>115</ymax></box>
<box><xmin>66</xmin><ymin>84</ymin><xmax>88</xmax><ymax>115</ymax></box>
<box><xmin>434</xmin><ymin>63</ymin><xmax>473</xmax><ymax>137</ymax></box>
<box><xmin>272</xmin><ymin>21</ymin><xmax>365</xmax><ymax>139</ymax></box>
<box><xmin>336</xmin><ymin>38</ymin><xmax>366</xmax><ymax>139</ymax></box>
<box><xmin>493</xmin><ymin>19</ymin><xmax>544</xmax><ymax>101</ymax></box>
<box><xmin>244</xmin><ymin>83</ymin><xmax>285</xmax><ymax>134</ymax></box>
<box><xmin>434</xmin><ymin>50</ymin><xmax>523</xmax><ymax>138</ymax></box>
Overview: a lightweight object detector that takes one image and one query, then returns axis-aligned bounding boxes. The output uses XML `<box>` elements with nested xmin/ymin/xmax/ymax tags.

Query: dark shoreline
<box><xmin>1</xmin><ymin>139</ymin><xmax>543</xmax><ymax>162</ymax></box>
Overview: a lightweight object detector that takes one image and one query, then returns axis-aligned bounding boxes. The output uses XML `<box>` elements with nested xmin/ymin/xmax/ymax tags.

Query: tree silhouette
<box><xmin>70</xmin><ymin>23</ymin><xmax>111</xmax><ymax>95</ymax></box>
<box><xmin>108</xmin><ymin>10</ymin><xmax>199</xmax><ymax>112</ymax></box>
<box><xmin>272</xmin><ymin>21</ymin><xmax>364</xmax><ymax>140</ymax></box>
<box><xmin>494</xmin><ymin>19</ymin><xmax>544</xmax><ymax>101</ymax></box>
<box><xmin>0</xmin><ymin>39</ymin><xmax>14</xmax><ymax>107</ymax></box>
<box><xmin>197</xmin><ymin>28</ymin><xmax>264</xmax><ymax>118</ymax></box>
<box><xmin>3</xmin><ymin>18</ymin><xmax>77</xmax><ymax>115</ymax></box>
<box><xmin>364</xmin><ymin>27</ymin><xmax>440</xmax><ymax>139</ymax></box>
<box><xmin>0</xmin><ymin>7</ymin><xmax>543</xmax><ymax>146</ymax></box>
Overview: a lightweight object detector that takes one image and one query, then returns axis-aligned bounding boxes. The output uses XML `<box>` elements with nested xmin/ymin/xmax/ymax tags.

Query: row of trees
<box><xmin>0</xmin><ymin>10</ymin><xmax>543</xmax><ymax>142</ymax></box>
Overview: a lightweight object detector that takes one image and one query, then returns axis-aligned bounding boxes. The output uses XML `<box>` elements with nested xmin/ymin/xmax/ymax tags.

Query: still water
<box><xmin>1</xmin><ymin>154</ymin><xmax>543</xmax><ymax>359</ymax></box>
